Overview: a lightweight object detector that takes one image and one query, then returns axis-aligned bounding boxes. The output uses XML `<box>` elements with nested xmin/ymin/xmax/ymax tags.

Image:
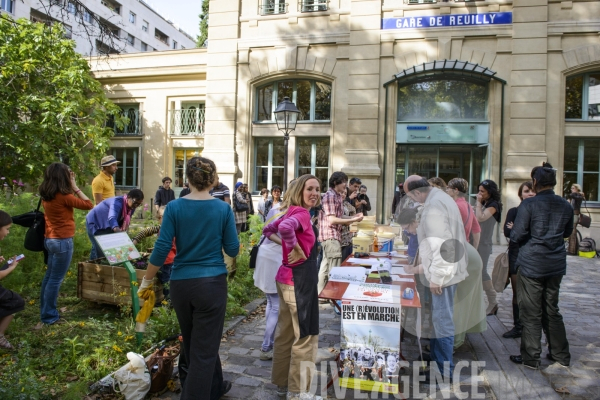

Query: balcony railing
<box><xmin>299</xmin><ymin>0</ymin><xmax>328</xmax><ymax>12</ymax></box>
<box><xmin>259</xmin><ymin>2</ymin><xmax>288</xmax><ymax>15</ymax></box>
<box><xmin>107</xmin><ymin>109</ymin><xmax>141</xmax><ymax>136</ymax></box>
<box><xmin>169</xmin><ymin>108</ymin><xmax>205</xmax><ymax>136</ymax></box>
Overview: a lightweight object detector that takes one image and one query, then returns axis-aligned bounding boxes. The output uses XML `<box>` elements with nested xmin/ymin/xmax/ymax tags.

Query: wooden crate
<box><xmin>77</xmin><ymin>261</ymin><xmax>164</xmax><ymax>306</ymax></box>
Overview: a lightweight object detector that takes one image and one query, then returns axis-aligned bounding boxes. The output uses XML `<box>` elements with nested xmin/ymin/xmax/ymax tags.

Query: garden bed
<box><xmin>77</xmin><ymin>256</ymin><xmax>164</xmax><ymax>306</ymax></box>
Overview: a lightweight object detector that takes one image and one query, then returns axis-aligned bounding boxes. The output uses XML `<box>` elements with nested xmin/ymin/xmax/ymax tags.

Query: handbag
<box><xmin>12</xmin><ymin>199</ymin><xmax>45</xmax><ymax>252</ymax></box>
<box><xmin>146</xmin><ymin>345</ymin><xmax>180</xmax><ymax>394</ymax></box>
<box><xmin>249</xmin><ymin>236</ymin><xmax>267</xmax><ymax>269</ymax></box>
<box><xmin>492</xmin><ymin>249</ymin><xmax>509</xmax><ymax>293</ymax></box>
<box><xmin>249</xmin><ymin>211</ymin><xmax>286</xmax><ymax>269</ymax></box>
<box><xmin>578</xmin><ymin>200</ymin><xmax>592</xmax><ymax>229</ymax></box>
<box><xmin>233</xmin><ymin>193</ymin><xmax>249</xmax><ymax>212</ymax></box>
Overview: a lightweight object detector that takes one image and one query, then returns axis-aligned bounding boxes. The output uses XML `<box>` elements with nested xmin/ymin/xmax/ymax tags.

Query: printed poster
<box><xmin>94</xmin><ymin>232</ymin><xmax>141</xmax><ymax>265</ymax></box>
<box><xmin>341</xmin><ymin>282</ymin><xmax>399</xmax><ymax>304</ymax></box>
<box><xmin>328</xmin><ymin>267</ymin><xmax>367</xmax><ymax>284</ymax></box>
<box><xmin>338</xmin><ymin>300</ymin><xmax>402</xmax><ymax>394</ymax></box>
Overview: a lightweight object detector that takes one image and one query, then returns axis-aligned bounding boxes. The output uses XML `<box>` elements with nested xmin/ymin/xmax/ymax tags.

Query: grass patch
<box><xmin>0</xmin><ymin>193</ymin><xmax>262</xmax><ymax>399</ymax></box>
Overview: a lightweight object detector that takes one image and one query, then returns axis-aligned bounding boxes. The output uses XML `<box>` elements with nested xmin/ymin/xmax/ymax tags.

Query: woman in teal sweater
<box><xmin>140</xmin><ymin>157</ymin><xmax>239</xmax><ymax>400</ymax></box>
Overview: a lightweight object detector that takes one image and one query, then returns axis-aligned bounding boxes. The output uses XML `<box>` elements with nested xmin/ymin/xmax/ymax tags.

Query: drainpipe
<box><xmin>496</xmin><ymin>81</ymin><xmax>506</xmax><ymax>244</ymax></box>
<box><xmin>381</xmin><ymin>84</ymin><xmax>389</xmax><ymax>225</ymax></box>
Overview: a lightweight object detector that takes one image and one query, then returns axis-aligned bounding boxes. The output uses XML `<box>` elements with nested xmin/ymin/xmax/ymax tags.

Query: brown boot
<box><xmin>482</xmin><ymin>280</ymin><xmax>498</xmax><ymax>315</ymax></box>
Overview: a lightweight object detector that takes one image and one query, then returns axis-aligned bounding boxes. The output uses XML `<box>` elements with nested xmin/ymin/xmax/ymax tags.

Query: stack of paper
<box><xmin>328</xmin><ymin>267</ymin><xmax>367</xmax><ymax>284</ymax></box>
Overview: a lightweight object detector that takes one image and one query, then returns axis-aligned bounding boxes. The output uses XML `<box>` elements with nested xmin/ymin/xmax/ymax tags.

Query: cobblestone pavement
<box><xmin>214</xmin><ymin>302</ymin><xmax>493</xmax><ymax>400</ymax></box>
<box><xmin>485</xmin><ymin>245</ymin><xmax>600</xmax><ymax>400</ymax></box>
<box><xmin>156</xmin><ymin>245</ymin><xmax>600</xmax><ymax>399</ymax></box>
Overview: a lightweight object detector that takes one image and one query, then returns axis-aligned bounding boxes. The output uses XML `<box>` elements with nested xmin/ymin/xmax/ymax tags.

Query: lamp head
<box><xmin>274</xmin><ymin>96</ymin><xmax>300</xmax><ymax>133</ymax></box>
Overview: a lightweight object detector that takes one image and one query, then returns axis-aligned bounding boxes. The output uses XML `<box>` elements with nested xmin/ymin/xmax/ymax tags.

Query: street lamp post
<box><xmin>273</xmin><ymin>96</ymin><xmax>300</xmax><ymax>192</ymax></box>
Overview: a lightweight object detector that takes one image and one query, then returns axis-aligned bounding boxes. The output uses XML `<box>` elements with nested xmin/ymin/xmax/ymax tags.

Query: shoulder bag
<box><xmin>578</xmin><ymin>200</ymin><xmax>592</xmax><ymax>229</ymax></box>
<box><xmin>233</xmin><ymin>192</ymin><xmax>249</xmax><ymax>212</ymax></box>
<box><xmin>492</xmin><ymin>247</ymin><xmax>509</xmax><ymax>293</ymax></box>
<box><xmin>249</xmin><ymin>211</ymin><xmax>285</xmax><ymax>269</ymax></box>
<box><xmin>12</xmin><ymin>199</ymin><xmax>45</xmax><ymax>252</ymax></box>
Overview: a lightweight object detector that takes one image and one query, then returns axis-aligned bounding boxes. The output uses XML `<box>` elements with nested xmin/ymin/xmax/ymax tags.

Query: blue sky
<box><xmin>146</xmin><ymin>0</ymin><xmax>203</xmax><ymax>39</ymax></box>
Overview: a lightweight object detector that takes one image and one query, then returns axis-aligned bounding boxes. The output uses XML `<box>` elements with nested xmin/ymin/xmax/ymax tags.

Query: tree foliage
<box><xmin>197</xmin><ymin>0</ymin><xmax>209</xmax><ymax>48</ymax></box>
<box><xmin>0</xmin><ymin>17</ymin><xmax>124</xmax><ymax>184</ymax></box>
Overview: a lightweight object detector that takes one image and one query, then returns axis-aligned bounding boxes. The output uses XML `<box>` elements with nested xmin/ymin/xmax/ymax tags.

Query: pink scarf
<box><xmin>121</xmin><ymin>194</ymin><xmax>132</xmax><ymax>231</ymax></box>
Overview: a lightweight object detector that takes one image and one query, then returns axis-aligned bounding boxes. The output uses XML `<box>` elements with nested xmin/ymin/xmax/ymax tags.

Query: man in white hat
<box><xmin>92</xmin><ymin>155</ymin><xmax>120</xmax><ymax>205</ymax></box>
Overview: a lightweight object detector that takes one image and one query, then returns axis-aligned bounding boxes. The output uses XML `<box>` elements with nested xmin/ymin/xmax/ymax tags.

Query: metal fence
<box><xmin>169</xmin><ymin>108</ymin><xmax>205</xmax><ymax>136</ymax></box>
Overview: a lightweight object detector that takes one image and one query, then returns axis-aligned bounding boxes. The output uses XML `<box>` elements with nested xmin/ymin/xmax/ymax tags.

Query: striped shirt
<box><xmin>210</xmin><ymin>183</ymin><xmax>230</xmax><ymax>201</ymax></box>
<box><xmin>318</xmin><ymin>188</ymin><xmax>344</xmax><ymax>242</ymax></box>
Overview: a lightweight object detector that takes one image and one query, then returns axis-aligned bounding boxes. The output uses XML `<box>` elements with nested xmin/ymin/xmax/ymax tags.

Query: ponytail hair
<box><xmin>531</xmin><ymin>162</ymin><xmax>557</xmax><ymax>191</ymax></box>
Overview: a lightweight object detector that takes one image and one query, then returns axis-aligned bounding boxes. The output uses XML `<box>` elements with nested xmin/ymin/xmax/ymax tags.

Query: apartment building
<box><xmin>0</xmin><ymin>0</ymin><xmax>196</xmax><ymax>55</ymax></box>
<box><xmin>92</xmin><ymin>0</ymin><xmax>599</xmax><ymax>240</ymax></box>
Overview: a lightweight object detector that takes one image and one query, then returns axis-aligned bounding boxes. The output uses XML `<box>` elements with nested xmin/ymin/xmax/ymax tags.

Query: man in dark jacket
<box><xmin>179</xmin><ymin>182</ymin><xmax>191</xmax><ymax>198</ymax></box>
<box><xmin>154</xmin><ymin>177</ymin><xmax>175</xmax><ymax>215</ymax></box>
<box><xmin>509</xmin><ymin>162</ymin><xmax>573</xmax><ymax>369</ymax></box>
<box><xmin>391</xmin><ymin>183</ymin><xmax>405</xmax><ymax>217</ymax></box>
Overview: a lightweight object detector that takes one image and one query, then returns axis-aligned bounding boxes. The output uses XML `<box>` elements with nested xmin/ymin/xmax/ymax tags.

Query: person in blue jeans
<box><xmin>402</xmin><ymin>176</ymin><xmax>469</xmax><ymax>384</ymax></box>
<box><xmin>37</xmin><ymin>163</ymin><xmax>93</xmax><ymax>328</ymax></box>
<box><xmin>85</xmin><ymin>189</ymin><xmax>144</xmax><ymax>261</ymax></box>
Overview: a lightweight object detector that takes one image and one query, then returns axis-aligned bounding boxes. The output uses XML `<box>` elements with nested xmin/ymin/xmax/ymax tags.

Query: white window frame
<box><xmin>296</xmin><ymin>137</ymin><xmax>330</xmax><ymax>192</ymax></box>
<box><xmin>83</xmin><ymin>9</ymin><xmax>92</xmax><ymax>23</ymax></box>
<box><xmin>142</xmin><ymin>20</ymin><xmax>149</xmax><ymax>32</ymax></box>
<box><xmin>67</xmin><ymin>1</ymin><xmax>76</xmax><ymax>14</ymax></box>
<box><xmin>129</xmin><ymin>11</ymin><xmax>136</xmax><ymax>24</ymax></box>
<box><xmin>126</xmin><ymin>33</ymin><xmax>135</xmax><ymax>46</ymax></box>
<box><xmin>254</xmin><ymin>137</ymin><xmax>285</xmax><ymax>192</ymax></box>
<box><xmin>0</xmin><ymin>0</ymin><xmax>14</xmax><ymax>13</ymax></box>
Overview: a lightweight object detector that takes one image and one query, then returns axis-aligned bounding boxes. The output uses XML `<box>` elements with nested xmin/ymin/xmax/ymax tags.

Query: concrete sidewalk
<box><xmin>156</xmin><ymin>245</ymin><xmax>600</xmax><ymax>399</ymax></box>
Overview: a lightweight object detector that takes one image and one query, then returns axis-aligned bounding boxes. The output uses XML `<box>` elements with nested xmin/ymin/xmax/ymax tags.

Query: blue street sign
<box><xmin>382</xmin><ymin>12</ymin><xmax>512</xmax><ymax>30</ymax></box>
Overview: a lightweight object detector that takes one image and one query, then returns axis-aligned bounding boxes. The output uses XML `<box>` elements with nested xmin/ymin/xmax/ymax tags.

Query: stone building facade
<box><xmin>91</xmin><ymin>0</ymin><xmax>600</xmax><ymax>239</ymax></box>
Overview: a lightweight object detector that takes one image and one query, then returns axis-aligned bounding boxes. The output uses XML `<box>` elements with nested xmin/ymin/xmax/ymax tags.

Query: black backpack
<box><xmin>579</xmin><ymin>237</ymin><xmax>596</xmax><ymax>254</ymax></box>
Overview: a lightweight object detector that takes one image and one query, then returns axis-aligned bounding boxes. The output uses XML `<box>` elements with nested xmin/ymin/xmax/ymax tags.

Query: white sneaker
<box><xmin>260</xmin><ymin>349</ymin><xmax>273</xmax><ymax>360</ymax></box>
<box><xmin>276</xmin><ymin>385</ymin><xmax>287</xmax><ymax>397</ymax></box>
<box><xmin>287</xmin><ymin>393</ymin><xmax>322</xmax><ymax>400</ymax></box>
<box><xmin>299</xmin><ymin>393</ymin><xmax>323</xmax><ymax>400</ymax></box>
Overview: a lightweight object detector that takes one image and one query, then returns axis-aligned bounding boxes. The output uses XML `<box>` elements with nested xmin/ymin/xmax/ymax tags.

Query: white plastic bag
<box><xmin>113</xmin><ymin>352</ymin><xmax>151</xmax><ymax>400</ymax></box>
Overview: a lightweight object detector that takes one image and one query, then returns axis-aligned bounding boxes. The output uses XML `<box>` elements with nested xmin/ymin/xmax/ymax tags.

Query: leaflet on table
<box><xmin>391</xmin><ymin>266</ymin><xmax>414</xmax><ymax>275</ymax></box>
<box><xmin>338</xmin><ymin>300</ymin><xmax>401</xmax><ymax>394</ymax></box>
<box><xmin>329</xmin><ymin>267</ymin><xmax>367</xmax><ymax>284</ymax></box>
<box><xmin>94</xmin><ymin>232</ymin><xmax>141</xmax><ymax>265</ymax></box>
<box><xmin>346</xmin><ymin>258</ymin><xmax>381</xmax><ymax>266</ymax></box>
<box><xmin>342</xmin><ymin>283</ymin><xmax>399</xmax><ymax>304</ymax></box>
<box><xmin>391</xmin><ymin>276</ymin><xmax>414</xmax><ymax>283</ymax></box>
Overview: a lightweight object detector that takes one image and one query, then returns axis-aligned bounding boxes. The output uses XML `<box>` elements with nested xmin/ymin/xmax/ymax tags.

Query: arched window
<box><xmin>565</xmin><ymin>72</ymin><xmax>600</xmax><ymax>120</ymax></box>
<box><xmin>255</xmin><ymin>79</ymin><xmax>331</xmax><ymax>122</ymax></box>
<box><xmin>397</xmin><ymin>79</ymin><xmax>487</xmax><ymax>121</ymax></box>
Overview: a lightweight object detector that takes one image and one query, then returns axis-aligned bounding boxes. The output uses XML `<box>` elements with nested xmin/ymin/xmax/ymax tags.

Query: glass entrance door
<box><xmin>396</xmin><ymin>144</ymin><xmax>488</xmax><ymax>199</ymax></box>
